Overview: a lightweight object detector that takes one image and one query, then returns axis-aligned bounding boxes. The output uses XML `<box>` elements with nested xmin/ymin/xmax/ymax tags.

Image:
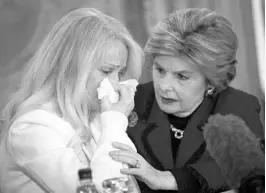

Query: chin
<box><xmin>158</xmin><ymin>103</ymin><xmax>180</xmax><ymax>114</ymax></box>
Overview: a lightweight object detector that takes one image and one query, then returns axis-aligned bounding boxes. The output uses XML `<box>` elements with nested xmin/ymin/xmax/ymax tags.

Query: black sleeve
<box><xmin>169</xmin><ymin>166</ymin><xmax>200</xmax><ymax>193</ymax></box>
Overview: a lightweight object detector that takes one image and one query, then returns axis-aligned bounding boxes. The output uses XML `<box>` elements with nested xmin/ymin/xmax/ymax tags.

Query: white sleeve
<box><xmin>9</xmin><ymin>124</ymin><xmax>87</xmax><ymax>193</ymax></box>
<box><xmin>90</xmin><ymin>111</ymin><xmax>138</xmax><ymax>191</ymax></box>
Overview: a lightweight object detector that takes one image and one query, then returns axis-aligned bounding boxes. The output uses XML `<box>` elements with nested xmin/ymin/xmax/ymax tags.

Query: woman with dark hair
<box><xmin>110</xmin><ymin>8</ymin><xmax>264</xmax><ymax>193</ymax></box>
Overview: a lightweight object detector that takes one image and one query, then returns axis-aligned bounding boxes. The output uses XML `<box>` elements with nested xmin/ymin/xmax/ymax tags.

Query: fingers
<box><xmin>118</xmin><ymin>84</ymin><xmax>136</xmax><ymax>92</ymax></box>
<box><xmin>115</xmin><ymin>85</ymin><xmax>135</xmax><ymax>116</ymax></box>
<box><xmin>112</xmin><ymin>142</ymin><xmax>135</xmax><ymax>153</ymax></box>
<box><xmin>120</xmin><ymin>168</ymin><xmax>140</xmax><ymax>176</ymax></box>
<box><xmin>110</xmin><ymin>142</ymin><xmax>143</xmax><ymax>167</ymax></box>
<box><xmin>110</xmin><ymin>152</ymin><xmax>138</xmax><ymax>168</ymax></box>
<box><xmin>101</xmin><ymin>84</ymin><xmax>135</xmax><ymax>116</ymax></box>
<box><xmin>117</xmin><ymin>84</ymin><xmax>135</xmax><ymax>101</ymax></box>
<box><xmin>109</xmin><ymin>148</ymin><xmax>138</xmax><ymax>162</ymax></box>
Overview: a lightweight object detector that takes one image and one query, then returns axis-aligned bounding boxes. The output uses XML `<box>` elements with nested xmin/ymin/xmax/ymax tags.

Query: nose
<box><xmin>109</xmin><ymin>73</ymin><xmax>119</xmax><ymax>90</ymax></box>
<box><xmin>159</xmin><ymin>74</ymin><xmax>174</xmax><ymax>93</ymax></box>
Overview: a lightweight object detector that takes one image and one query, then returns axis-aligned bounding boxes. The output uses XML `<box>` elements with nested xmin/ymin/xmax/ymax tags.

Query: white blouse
<box><xmin>0</xmin><ymin>109</ymin><xmax>136</xmax><ymax>193</ymax></box>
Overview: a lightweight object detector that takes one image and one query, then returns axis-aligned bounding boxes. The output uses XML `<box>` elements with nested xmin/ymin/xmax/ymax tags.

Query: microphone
<box><xmin>202</xmin><ymin>114</ymin><xmax>265</xmax><ymax>193</ymax></box>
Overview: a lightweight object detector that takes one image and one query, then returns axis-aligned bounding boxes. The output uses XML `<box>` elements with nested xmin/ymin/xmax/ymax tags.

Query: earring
<box><xmin>206</xmin><ymin>87</ymin><xmax>215</xmax><ymax>97</ymax></box>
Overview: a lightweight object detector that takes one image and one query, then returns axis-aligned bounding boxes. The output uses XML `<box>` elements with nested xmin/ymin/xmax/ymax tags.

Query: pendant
<box><xmin>170</xmin><ymin>124</ymin><xmax>184</xmax><ymax>139</ymax></box>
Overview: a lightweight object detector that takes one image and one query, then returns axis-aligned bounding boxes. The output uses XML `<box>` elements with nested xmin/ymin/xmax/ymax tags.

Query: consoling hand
<box><xmin>109</xmin><ymin>142</ymin><xmax>176</xmax><ymax>190</ymax></box>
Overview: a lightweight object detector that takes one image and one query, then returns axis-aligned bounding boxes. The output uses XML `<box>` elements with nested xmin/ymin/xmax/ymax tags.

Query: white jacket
<box><xmin>0</xmin><ymin>109</ymin><xmax>136</xmax><ymax>193</ymax></box>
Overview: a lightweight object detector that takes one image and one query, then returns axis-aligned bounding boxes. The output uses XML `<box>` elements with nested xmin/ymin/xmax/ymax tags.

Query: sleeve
<box><xmin>97</xmin><ymin>111</ymin><xmax>136</xmax><ymax>150</ymax></box>
<box><xmin>218</xmin><ymin>91</ymin><xmax>264</xmax><ymax>138</ymax></box>
<box><xmin>169</xmin><ymin>167</ymin><xmax>200</xmax><ymax>193</ymax></box>
<box><xmin>90</xmin><ymin>111</ymin><xmax>139</xmax><ymax>191</ymax></box>
<box><xmin>9</xmin><ymin>124</ymin><xmax>87</xmax><ymax>193</ymax></box>
<box><xmin>237</xmin><ymin>95</ymin><xmax>265</xmax><ymax>151</ymax></box>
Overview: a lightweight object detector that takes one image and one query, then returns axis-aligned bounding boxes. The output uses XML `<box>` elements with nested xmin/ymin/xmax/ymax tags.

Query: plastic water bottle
<box><xmin>76</xmin><ymin>168</ymin><xmax>99</xmax><ymax>193</ymax></box>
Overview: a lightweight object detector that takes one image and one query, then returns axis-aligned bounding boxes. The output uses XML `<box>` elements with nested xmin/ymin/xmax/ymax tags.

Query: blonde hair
<box><xmin>145</xmin><ymin>8</ymin><xmax>238</xmax><ymax>93</ymax></box>
<box><xmin>1</xmin><ymin>8</ymin><xmax>143</xmax><ymax>141</ymax></box>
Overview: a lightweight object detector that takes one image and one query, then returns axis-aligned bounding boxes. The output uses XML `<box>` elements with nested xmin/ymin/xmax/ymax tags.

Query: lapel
<box><xmin>175</xmin><ymin>96</ymin><xmax>217</xmax><ymax>167</ymax></box>
<box><xmin>145</xmin><ymin>99</ymin><xmax>174</xmax><ymax>170</ymax></box>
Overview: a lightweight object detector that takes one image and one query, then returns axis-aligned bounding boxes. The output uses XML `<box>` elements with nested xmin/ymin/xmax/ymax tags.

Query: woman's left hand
<box><xmin>109</xmin><ymin>142</ymin><xmax>170</xmax><ymax>190</ymax></box>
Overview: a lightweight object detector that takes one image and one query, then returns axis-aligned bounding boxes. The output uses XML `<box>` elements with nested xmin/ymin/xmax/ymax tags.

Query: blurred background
<box><xmin>0</xmin><ymin>0</ymin><xmax>264</xmax><ymax>124</ymax></box>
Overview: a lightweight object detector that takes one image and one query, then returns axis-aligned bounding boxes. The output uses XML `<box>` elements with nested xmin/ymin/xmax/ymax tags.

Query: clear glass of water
<box><xmin>102</xmin><ymin>176</ymin><xmax>140</xmax><ymax>193</ymax></box>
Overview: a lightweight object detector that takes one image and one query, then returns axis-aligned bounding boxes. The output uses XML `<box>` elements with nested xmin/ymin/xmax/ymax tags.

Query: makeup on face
<box><xmin>160</xmin><ymin>97</ymin><xmax>178</xmax><ymax>105</ymax></box>
<box><xmin>152</xmin><ymin>55</ymin><xmax>207</xmax><ymax>116</ymax></box>
<box><xmin>88</xmin><ymin>40</ymin><xmax>129</xmax><ymax>112</ymax></box>
<box><xmin>101</xmin><ymin>41</ymin><xmax>128</xmax><ymax>83</ymax></box>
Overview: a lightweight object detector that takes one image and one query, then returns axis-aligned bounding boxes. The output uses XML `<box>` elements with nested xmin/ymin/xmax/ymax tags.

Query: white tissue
<box><xmin>97</xmin><ymin>78</ymin><xmax>138</xmax><ymax>103</ymax></box>
<box><xmin>97</xmin><ymin>78</ymin><xmax>119</xmax><ymax>103</ymax></box>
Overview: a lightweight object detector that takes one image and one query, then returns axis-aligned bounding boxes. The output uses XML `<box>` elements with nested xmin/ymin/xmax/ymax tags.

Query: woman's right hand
<box><xmin>101</xmin><ymin>84</ymin><xmax>135</xmax><ymax>117</ymax></box>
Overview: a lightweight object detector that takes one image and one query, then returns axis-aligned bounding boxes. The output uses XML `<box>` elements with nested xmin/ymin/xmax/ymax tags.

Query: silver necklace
<box><xmin>170</xmin><ymin>124</ymin><xmax>184</xmax><ymax>139</ymax></box>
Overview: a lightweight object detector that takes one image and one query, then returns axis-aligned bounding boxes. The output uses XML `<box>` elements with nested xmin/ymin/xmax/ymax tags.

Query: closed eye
<box><xmin>101</xmin><ymin>68</ymin><xmax>114</xmax><ymax>75</ymax></box>
<box><xmin>176</xmin><ymin>73</ymin><xmax>189</xmax><ymax>80</ymax></box>
<box><xmin>119</xmin><ymin>68</ymin><xmax>127</xmax><ymax>79</ymax></box>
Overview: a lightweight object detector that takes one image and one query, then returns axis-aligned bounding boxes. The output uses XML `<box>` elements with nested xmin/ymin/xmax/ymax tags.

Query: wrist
<box><xmin>101</xmin><ymin>111</ymin><xmax>128</xmax><ymax>132</ymax></box>
<box><xmin>157</xmin><ymin>170</ymin><xmax>178</xmax><ymax>190</ymax></box>
<box><xmin>98</xmin><ymin>111</ymin><xmax>129</xmax><ymax>144</ymax></box>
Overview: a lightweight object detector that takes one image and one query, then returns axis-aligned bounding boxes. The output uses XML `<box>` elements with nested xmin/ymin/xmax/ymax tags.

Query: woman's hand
<box><xmin>101</xmin><ymin>84</ymin><xmax>135</xmax><ymax>117</ymax></box>
<box><xmin>109</xmin><ymin>142</ymin><xmax>177</xmax><ymax>190</ymax></box>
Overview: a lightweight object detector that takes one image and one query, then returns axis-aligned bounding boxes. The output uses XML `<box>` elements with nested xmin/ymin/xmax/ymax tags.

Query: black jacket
<box><xmin>127</xmin><ymin>81</ymin><xmax>264</xmax><ymax>193</ymax></box>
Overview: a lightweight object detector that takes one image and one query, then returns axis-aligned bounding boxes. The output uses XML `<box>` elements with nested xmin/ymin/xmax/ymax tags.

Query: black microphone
<box><xmin>202</xmin><ymin>114</ymin><xmax>265</xmax><ymax>193</ymax></box>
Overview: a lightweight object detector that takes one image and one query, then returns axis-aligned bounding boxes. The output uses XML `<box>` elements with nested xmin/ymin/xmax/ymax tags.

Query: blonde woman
<box><xmin>0</xmin><ymin>8</ymin><xmax>143</xmax><ymax>193</ymax></box>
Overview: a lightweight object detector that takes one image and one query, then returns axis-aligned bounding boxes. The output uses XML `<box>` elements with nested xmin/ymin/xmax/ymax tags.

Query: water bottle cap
<box><xmin>78</xmin><ymin>168</ymin><xmax>92</xmax><ymax>180</ymax></box>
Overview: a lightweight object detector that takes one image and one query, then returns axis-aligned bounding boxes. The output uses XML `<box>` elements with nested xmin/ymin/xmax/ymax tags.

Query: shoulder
<box><xmin>216</xmin><ymin>87</ymin><xmax>261</xmax><ymax>113</ymax></box>
<box><xmin>219</xmin><ymin>86</ymin><xmax>260</xmax><ymax>105</ymax></box>
<box><xmin>7</xmin><ymin>110</ymin><xmax>76</xmax><ymax>163</ymax></box>
<box><xmin>135</xmin><ymin>81</ymin><xmax>154</xmax><ymax>100</ymax></box>
<box><xmin>12</xmin><ymin>109</ymin><xmax>76</xmax><ymax>138</ymax></box>
<box><xmin>214</xmin><ymin>87</ymin><xmax>263</xmax><ymax>137</ymax></box>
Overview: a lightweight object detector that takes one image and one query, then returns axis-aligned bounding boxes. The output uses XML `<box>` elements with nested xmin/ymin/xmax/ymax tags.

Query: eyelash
<box><xmin>101</xmin><ymin>69</ymin><xmax>126</xmax><ymax>78</ymax></box>
<box><xmin>119</xmin><ymin>70</ymin><xmax>126</xmax><ymax>76</ymax></box>
<box><xmin>177</xmin><ymin>74</ymin><xmax>189</xmax><ymax>80</ymax></box>
<box><xmin>102</xmin><ymin>70</ymin><xmax>112</xmax><ymax>75</ymax></box>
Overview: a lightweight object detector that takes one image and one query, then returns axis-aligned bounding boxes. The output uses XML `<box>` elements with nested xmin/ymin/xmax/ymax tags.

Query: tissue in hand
<box><xmin>97</xmin><ymin>78</ymin><xmax>138</xmax><ymax>103</ymax></box>
<box><xmin>97</xmin><ymin>78</ymin><xmax>119</xmax><ymax>103</ymax></box>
